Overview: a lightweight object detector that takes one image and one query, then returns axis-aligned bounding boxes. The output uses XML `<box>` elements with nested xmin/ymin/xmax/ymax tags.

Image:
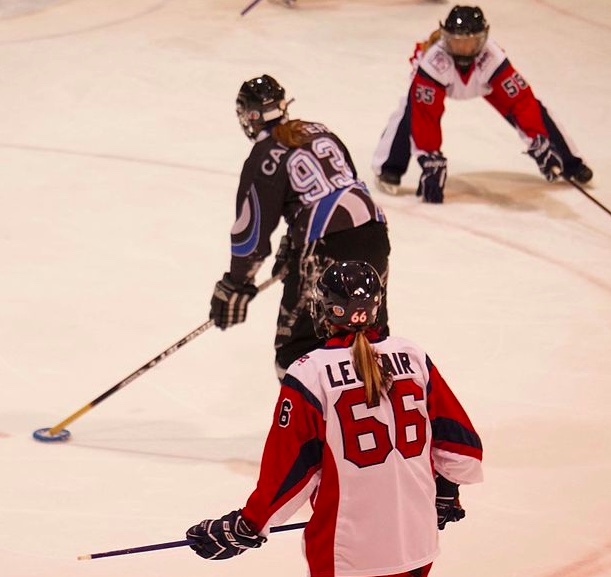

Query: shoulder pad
<box><xmin>474</xmin><ymin>40</ymin><xmax>507</xmax><ymax>75</ymax></box>
<box><xmin>421</xmin><ymin>44</ymin><xmax>454</xmax><ymax>79</ymax></box>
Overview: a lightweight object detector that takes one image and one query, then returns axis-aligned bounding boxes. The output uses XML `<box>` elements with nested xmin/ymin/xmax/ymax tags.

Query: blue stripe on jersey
<box><xmin>488</xmin><ymin>57</ymin><xmax>510</xmax><ymax>83</ymax></box>
<box><xmin>231</xmin><ymin>187</ymin><xmax>261</xmax><ymax>257</ymax></box>
<box><xmin>282</xmin><ymin>373</ymin><xmax>324</xmax><ymax>415</ymax></box>
<box><xmin>425</xmin><ymin>355</ymin><xmax>434</xmax><ymax>395</ymax></box>
<box><xmin>271</xmin><ymin>438</ymin><xmax>323</xmax><ymax>505</ymax></box>
<box><xmin>307</xmin><ymin>187</ymin><xmax>345</xmax><ymax>243</ymax></box>
<box><xmin>431</xmin><ymin>416</ymin><xmax>483</xmax><ymax>451</ymax></box>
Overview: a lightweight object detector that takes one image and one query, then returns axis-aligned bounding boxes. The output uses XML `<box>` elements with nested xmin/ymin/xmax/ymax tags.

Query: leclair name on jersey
<box><xmin>325</xmin><ymin>351</ymin><xmax>415</xmax><ymax>388</ymax></box>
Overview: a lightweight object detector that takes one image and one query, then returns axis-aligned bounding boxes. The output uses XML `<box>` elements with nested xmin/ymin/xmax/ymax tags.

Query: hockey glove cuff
<box><xmin>435</xmin><ymin>474</ymin><xmax>465</xmax><ymax>530</ymax></box>
<box><xmin>186</xmin><ymin>509</ymin><xmax>266</xmax><ymax>560</ymax></box>
<box><xmin>210</xmin><ymin>273</ymin><xmax>258</xmax><ymax>330</ymax></box>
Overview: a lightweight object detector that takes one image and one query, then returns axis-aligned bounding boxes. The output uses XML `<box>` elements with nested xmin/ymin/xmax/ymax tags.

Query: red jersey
<box><xmin>408</xmin><ymin>37</ymin><xmax>549</xmax><ymax>155</ymax></box>
<box><xmin>242</xmin><ymin>333</ymin><xmax>483</xmax><ymax>577</ymax></box>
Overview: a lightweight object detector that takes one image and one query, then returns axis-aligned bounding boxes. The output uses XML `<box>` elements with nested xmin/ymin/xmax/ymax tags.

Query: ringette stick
<box><xmin>563</xmin><ymin>175</ymin><xmax>611</xmax><ymax>217</ymax></box>
<box><xmin>77</xmin><ymin>521</ymin><xmax>307</xmax><ymax>560</ymax></box>
<box><xmin>240</xmin><ymin>0</ymin><xmax>265</xmax><ymax>16</ymax></box>
<box><xmin>33</xmin><ymin>275</ymin><xmax>280</xmax><ymax>442</ymax></box>
<box><xmin>551</xmin><ymin>166</ymin><xmax>610</xmax><ymax>217</ymax></box>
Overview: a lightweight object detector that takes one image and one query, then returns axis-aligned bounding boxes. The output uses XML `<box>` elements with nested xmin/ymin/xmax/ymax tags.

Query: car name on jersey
<box><xmin>325</xmin><ymin>351</ymin><xmax>415</xmax><ymax>388</ymax></box>
<box><xmin>261</xmin><ymin>122</ymin><xmax>330</xmax><ymax>176</ymax></box>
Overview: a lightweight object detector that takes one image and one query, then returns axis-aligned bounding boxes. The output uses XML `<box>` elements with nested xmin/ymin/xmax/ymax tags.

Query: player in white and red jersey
<box><xmin>187</xmin><ymin>261</ymin><xmax>483</xmax><ymax>577</ymax></box>
<box><xmin>372</xmin><ymin>5</ymin><xmax>593</xmax><ymax>203</ymax></box>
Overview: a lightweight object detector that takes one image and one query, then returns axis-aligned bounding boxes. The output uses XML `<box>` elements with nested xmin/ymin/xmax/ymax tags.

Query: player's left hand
<box><xmin>186</xmin><ymin>509</ymin><xmax>266</xmax><ymax>560</ymax></box>
<box><xmin>436</xmin><ymin>495</ymin><xmax>466</xmax><ymax>530</ymax></box>
<box><xmin>435</xmin><ymin>474</ymin><xmax>466</xmax><ymax>530</ymax></box>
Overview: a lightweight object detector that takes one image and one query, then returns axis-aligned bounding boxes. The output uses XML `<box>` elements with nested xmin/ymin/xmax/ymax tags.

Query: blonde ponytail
<box><xmin>352</xmin><ymin>331</ymin><xmax>390</xmax><ymax>408</ymax></box>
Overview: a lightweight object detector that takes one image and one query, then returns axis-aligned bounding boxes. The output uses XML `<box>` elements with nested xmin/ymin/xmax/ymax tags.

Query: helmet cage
<box><xmin>440</xmin><ymin>28</ymin><xmax>488</xmax><ymax>59</ymax></box>
<box><xmin>440</xmin><ymin>5</ymin><xmax>489</xmax><ymax>68</ymax></box>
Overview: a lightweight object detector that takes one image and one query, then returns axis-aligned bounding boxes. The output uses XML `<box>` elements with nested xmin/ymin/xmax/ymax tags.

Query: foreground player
<box><xmin>209</xmin><ymin>75</ymin><xmax>390</xmax><ymax>379</ymax></box>
<box><xmin>189</xmin><ymin>261</ymin><xmax>483</xmax><ymax>576</ymax></box>
<box><xmin>373</xmin><ymin>5</ymin><xmax>593</xmax><ymax>202</ymax></box>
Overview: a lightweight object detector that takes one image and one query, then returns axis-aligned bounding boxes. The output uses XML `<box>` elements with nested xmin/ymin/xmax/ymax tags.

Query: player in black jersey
<box><xmin>209</xmin><ymin>74</ymin><xmax>391</xmax><ymax>379</ymax></box>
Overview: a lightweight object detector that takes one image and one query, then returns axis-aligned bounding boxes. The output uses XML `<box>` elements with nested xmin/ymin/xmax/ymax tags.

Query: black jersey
<box><xmin>229</xmin><ymin>121</ymin><xmax>386</xmax><ymax>283</ymax></box>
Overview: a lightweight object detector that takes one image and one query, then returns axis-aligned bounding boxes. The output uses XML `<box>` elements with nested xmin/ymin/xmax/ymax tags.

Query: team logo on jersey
<box><xmin>476</xmin><ymin>50</ymin><xmax>491</xmax><ymax>70</ymax></box>
<box><xmin>430</xmin><ymin>51</ymin><xmax>452</xmax><ymax>74</ymax></box>
<box><xmin>278</xmin><ymin>398</ymin><xmax>293</xmax><ymax>428</ymax></box>
<box><xmin>332</xmin><ymin>305</ymin><xmax>345</xmax><ymax>317</ymax></box>
<box><xmin>231</xmin><ymin>185</ymin><xmax>261</xmax><ymax>257</ymax></box>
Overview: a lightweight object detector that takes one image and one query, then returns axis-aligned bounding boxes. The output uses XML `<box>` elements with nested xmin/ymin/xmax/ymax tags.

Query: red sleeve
<box><xmin>485</xmin><ymin>62</ymin><xmax>548</xmax><ymax>139</ymax></box>
<box><xmin>409</xmin><ymin>69</ymin><xmax>446</xmax><ymax>153</ymax></box>
<box><xmin>242</xmin><ymin>379</ymin><xmax>325</xmax><ymax>533</ymax></box>
<box><xmin>426</xmin><ymin>359</ymin><xmax>482</xmax><ymax>462</ymax></box>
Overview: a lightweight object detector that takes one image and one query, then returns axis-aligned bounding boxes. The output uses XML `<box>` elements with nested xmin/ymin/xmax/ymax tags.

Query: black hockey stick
<box><xmin>33</xmin><ymin>275</ymin><xmax>280</xmax><ymax>442</ymax></box>
<box><xmin>553</xmin><ymin>167</ymin><xmax>611</xmax><ymax>217</ymax></box>
<box><xmin>564</xmin><ymin>176</ymin><xmax>611</xmax><ymax>217</ymax></box>
<box><xmin>78</xmin><ymin>521</ymin><xmax>307</xmax><ymax>560</ymax></box>
<box><xmin>240</xmin><ymin>0</ymin><xmax>264</xmax><ymax>16</ymax></box>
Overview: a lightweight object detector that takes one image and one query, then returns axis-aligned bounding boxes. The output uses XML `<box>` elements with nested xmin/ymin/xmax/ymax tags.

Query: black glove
<box><xmin>210</xmin><ymin>273</ymin><xmax>258</xmax><ymax>330</ymax></box>
<box><xmin>435</xmin><ymin>474</ymin><xmax>465</xmax><ymax>530</ymax></box>
<box><xmin>271</xmin><ymin>234</ymin><xmax>291</xmax><ymax>280</ymax></box>
<box><xmin>527</xmin><ymin>134</ymin><xmax>563</xmax><ymax>182</ymax></box>
<box><xmin>417</xmin><ymin>152</ymin><xmax>447</xmax><ymax>203</ymax></box>
<box><xmin>186</xmin><ymin>509</ymin><xmax>266</xmax><ymax>560</ymax></box>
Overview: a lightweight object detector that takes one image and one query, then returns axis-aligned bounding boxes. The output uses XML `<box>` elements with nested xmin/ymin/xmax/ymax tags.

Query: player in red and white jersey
<box><xmin>187</xmin><ymin>261</ymin><xmax>483</xmax><ymax>577</ymax></box>
<box><xmin>372</xmin><ymin>5</ymin><xmax>593</xmax><ymax>203</ymax></box>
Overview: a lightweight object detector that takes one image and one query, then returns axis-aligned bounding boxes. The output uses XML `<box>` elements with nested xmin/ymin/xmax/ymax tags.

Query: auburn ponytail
<box><xmin>272</xmin><ymin>120</ymin><xmax>317</xmax><ymax>148</ymax></box>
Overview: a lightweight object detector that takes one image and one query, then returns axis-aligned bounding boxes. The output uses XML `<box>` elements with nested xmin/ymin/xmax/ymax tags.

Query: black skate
<box><xmin>570</xmin><ymin>164</ymin><xmax>593</xmax><ymax>185</ymax></box>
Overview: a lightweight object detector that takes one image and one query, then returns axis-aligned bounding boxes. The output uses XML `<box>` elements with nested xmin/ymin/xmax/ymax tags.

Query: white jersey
<box><xmin>415</xmin><ymin>38</ymin><xmax>508</xmax><ymax>100</ymax></box>
<box><xmin>243</xmin><ymin>331</ymin><xmax>483</xmax><ymax>577</ymax></box>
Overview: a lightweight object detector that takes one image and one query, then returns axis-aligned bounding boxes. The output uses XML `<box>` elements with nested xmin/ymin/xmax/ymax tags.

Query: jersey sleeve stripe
<box><xmin>431</xmin><ymin>416</ymin><xmax>483</xmax><ymax>455</ymax></box>
<box><xmin>433</xmin><ymin>439</ymin><xmax>483</xmax><ymax>461</ymax></box>
<box><xmin>271</xmin><ymin>437</ymin><xmax>324</xmax><ymax>505</ymax></box>
<box><xmin>231</xmin><ymin>185</ymin><xmax>261</xmax><ymax>257</ymax></box>
<box><xmin>416</xmin><ymin>66</ymin><xmax>447</xmax><ymax>89</ymax></box>
<box><xmin>487</xmin><ymin>57</ymin><xmax>511</xmax><ymax>84</ymax></box>
<box><xmin>282</xmin><ymin>373</ymin><xmax>324</xmax><ymax>414</ymax></box>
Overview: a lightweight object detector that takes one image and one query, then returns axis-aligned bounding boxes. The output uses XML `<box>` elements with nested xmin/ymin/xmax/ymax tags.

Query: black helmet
<box><xmin>442</xmin><ymin>5</ymin><xmax>487</xmax><ymax>34</ymax></box>
<box><xmin>236</xmin><ymin>74</ymin><xmax>288</xmax><ymax>140</ymax></box>
<box><xmin>440</xmin><ymin>6</ymin><xmax>489</xmax><ymax>71</ymax></box>
<box><xmin>311</xmin><ymin>261</ymin><xmax>382</xmax><ymax>338</ymax></box>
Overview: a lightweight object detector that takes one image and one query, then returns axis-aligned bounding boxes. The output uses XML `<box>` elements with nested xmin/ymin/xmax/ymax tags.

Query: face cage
<box><xmin>441</xmin><ymin>28</ymin><xmax>488</xmax><ymax>58</ymax></box>
<box><xmin>237</xmin><ymin>101</ymin><xmax>288</xmax><ymax>140</ymax></box>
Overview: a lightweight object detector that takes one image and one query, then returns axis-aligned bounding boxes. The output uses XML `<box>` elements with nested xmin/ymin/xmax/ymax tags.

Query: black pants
<box><xmin>274</xmin><ymin>220</ymin><xmax>391</xmax><ymax>377</ymax></box>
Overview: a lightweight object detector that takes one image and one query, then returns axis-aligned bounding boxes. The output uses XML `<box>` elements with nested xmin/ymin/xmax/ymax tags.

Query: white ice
<box><xmin>0</xmin><ymin>0</ymin><xmax>610</xmax><ymax>576</ymax></box>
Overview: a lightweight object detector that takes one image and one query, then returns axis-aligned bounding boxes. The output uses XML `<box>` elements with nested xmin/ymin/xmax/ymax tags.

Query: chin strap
<box><xmin>453</xmin><ymin>56</ymin><xmax>475</xmax><ymax>73</ymax></box>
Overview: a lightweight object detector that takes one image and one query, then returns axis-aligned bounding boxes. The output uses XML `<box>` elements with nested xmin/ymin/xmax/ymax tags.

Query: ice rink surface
<box><xmin>0</xmin><ymin>0</ymin><xmax>610</xmax><ymax>575</ymax></box>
